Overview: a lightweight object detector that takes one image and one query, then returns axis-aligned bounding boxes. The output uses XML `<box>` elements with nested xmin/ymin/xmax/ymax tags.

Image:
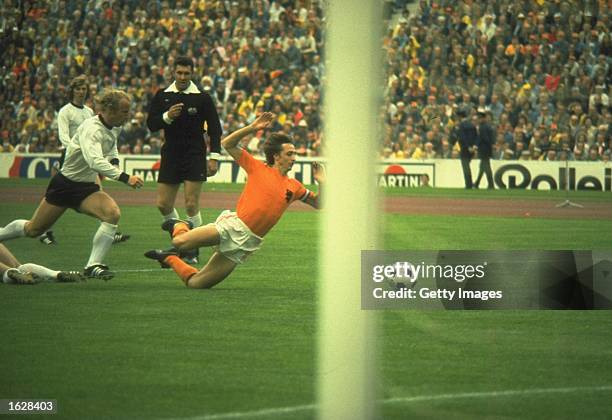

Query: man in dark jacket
<box><xmin>475</xmin><ymin>109</ymin><xmax>495</xmax><ymax>189</ymax></box>
<box><xmin>147</xmin><ymin>56</ymin><xmax>223</xmax><ymax>263</ymax></box>
<box><xmin>451</xmin><ymin>106</ymin><xmax>477</xmax><ymax>189</ymax></box>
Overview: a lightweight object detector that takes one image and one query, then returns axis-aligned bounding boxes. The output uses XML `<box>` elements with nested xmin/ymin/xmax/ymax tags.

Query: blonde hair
<box><xmin>95</xmin><ymin>89</ymin><xmax>131</xmax><ymax>111</ymax></box>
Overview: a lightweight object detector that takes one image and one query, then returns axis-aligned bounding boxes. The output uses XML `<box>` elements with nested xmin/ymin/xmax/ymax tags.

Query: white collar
<box><xmin>164</xmin><ymin>81</ymin><xmax>201</xmax><ymax>94</ymax></box>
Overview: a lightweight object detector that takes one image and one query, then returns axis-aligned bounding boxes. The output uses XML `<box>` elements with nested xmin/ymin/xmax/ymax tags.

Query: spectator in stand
<box><xmin>586</xmin><ymin>146</ymin><xmax>600</xmax><ymax>161</ymax></box>
<box><xmin>440</xmin><ymin>138</ymin><xmax>453</xmax><ymax>158</ymax></box>
<box><xmin>422</xmin><ymin>141</ymin><xmax>436</xmax><ymax>159</ymax></box>
<box><xmin>0</xmin><ymin>0</ymin><xmax>608</xmax><ymax>165</ymax></box>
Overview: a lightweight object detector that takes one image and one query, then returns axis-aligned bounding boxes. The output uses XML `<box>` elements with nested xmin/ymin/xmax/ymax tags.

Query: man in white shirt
<box><xmin>40</xmin><ymin>75</ymin><xmax>131</xmax><ymax>246</ymax></box>
<box><xmin>57</xmin><ymin>75</ymin><xmax>94</xmax><ymax>164</ymax></box>
<box><xmin>0</xmin><ymin>89</ymin><xmax>144</xmax><ymax>280</ymax></box>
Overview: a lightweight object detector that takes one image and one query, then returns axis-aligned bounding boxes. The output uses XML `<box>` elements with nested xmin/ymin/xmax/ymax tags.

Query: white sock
<box><xmin>2</xmin><ymin>270</ymin><xmax>13</xmax><ymax>284</ymax></box>
<box><xmin>187</xmin><ymin>212</ymin><xmax>202</xmax><ymax>228</ymax></box>
<box><xmin>18</xmin><ymin>263</ymin><xmax>59</xmax><ymax>281</ymax></box>
<box><xmin>0</xmin><ymin>219</ymin><xmax>27</xmax><ymax>242</ymax></box>
<box><xmin>86</xmin><ymin>222</ymin><xmax>117</xmax><ymax>268</ymax></box>
<box><xmin>162</xmin><ymin>208</ymin><xmax>179</xmax><ymax>221</ymax></box>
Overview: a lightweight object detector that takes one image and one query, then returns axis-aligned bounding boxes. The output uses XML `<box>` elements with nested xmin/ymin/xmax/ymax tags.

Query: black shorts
<box><xmin>45</xmin><ymin>173</ymin><xmax>100</xmax><ymax>210</ymax></box>
<box><xmin>157</xmin><ymin>151</ymin><xmax>206</xmax><ymax>184</ymax></box>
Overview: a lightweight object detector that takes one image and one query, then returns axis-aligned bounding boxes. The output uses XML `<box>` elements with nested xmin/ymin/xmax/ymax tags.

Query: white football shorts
<box><xmin>214</xmin><ymin>210</ymin><xmax>263</xmax><ymax>264</ymax></box>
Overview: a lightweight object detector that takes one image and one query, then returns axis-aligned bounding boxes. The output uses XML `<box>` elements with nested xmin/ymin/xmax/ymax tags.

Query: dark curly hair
<box><xmin>263</xmin><ymin>133</ymin><xmax>294</xmax><ymax>165</ymax></box>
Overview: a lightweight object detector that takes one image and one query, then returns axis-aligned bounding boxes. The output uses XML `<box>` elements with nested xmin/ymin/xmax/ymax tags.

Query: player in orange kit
<box><xmin>145</xmin><ymin>112</ymin><xmax>325</xmax><ymax>288</ymax></box>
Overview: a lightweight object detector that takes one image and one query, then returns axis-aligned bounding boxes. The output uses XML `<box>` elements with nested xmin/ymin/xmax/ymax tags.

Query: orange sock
<box><xmin>164</xmin><ymin>255</ymin><xmax>197</xmax><ymax>285</ymax></box>
<box><xmin>172</xmin><ymin>222</ymin><xmax>190</xmax><ymax>238</ymax></box>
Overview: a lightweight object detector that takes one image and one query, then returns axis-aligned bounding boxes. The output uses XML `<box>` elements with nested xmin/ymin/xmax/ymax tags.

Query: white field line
<box><xmin>168</xmin><ymin>404</ymin><xmax>315</xmax><ymax>420</ymax></box>
<box><xmin>166</xmin><ymin>384</ymin><xmax>612</xmax><ymax>420</ymax></box>
<box><xmin>384</xmin><ymin>384</ymin><xmax>612</xmax><ymax>404</ymax></box>
<box><xmin>114</xmin><ymin>268</ymin><xmax>161</xmax><ymax>273</ymax></box>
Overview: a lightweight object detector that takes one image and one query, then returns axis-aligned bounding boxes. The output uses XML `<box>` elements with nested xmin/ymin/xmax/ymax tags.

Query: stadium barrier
<box><xmin>1</xmin><ymin>153</ymin><xmax>610</xmax><ymax>191</ymax></box>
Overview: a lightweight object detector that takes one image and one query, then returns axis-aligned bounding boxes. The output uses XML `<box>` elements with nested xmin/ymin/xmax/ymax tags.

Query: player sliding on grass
<box><xmin>145</xmin><ymin>112</ymin><xmax>324</xmax><ymax>288</ymax></box>
<box><xmin>0</xmin><ymin>244</ymin><xmax>84</xmax><ymax>285</ymax></box>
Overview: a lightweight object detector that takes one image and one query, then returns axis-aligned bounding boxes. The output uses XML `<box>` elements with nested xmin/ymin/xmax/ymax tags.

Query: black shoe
<box><xmin>144</xmin><ymin>248</ymin><xmax>179</xmax><ymax>268</ymax></box>
<box><xmin>161</xmin><ymin>219</ymin><xmax>193</xmax><ymax>240</ymax></box>
<box><xmin>180</xmin><ymin>248</ymin><xmax>199</xmax><ymax>265</ymax></box>
<box><xmin>39</xmin><ymin>231</ymin><xmax>57</xmax><ymax>245</ymax></box>
<box><xmin>113</xmin><ymin>232</ymin><xmax>131</xmax><ymax>244</ymax></box>
<box><xmin>83</xmin><ymin>264</ymin><xmax>114</xmax><ymax>281</ymax></box>
<box><xmin>57</xmin><ymin>271</ymin><xmax>86</xmax><ymax>282</ymax></box>
<box><xmin>4</xmin><ymin>268</ymin><xmax>36</xmax><ymax>285</ymax></box>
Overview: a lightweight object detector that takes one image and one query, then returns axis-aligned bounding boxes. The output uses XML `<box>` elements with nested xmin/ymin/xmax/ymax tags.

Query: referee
<box><xmin>147</xmin><ymin>56</ymin><xmax>222</xmax><ymax>264</ymax></box>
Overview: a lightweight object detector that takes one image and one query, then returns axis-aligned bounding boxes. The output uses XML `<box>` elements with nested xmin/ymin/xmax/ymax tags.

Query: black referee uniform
<box><xmin>451</xmin><ymin>109</ymin><xmax>477</xmax><ymax>189</ymax></box>
<box><xmin>475</xmin><ymin>112</ymin><xmax>495</xmax><ymax>189</ymax></box>
<box><xmin>147</xmin><ymin>82</ymin><xmax>222</xmax><ymax>183</ymax></box>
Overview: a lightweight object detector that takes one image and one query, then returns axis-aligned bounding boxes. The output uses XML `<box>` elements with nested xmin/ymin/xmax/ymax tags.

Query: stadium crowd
<box><xmin>0</xmin><ymin>0</ymin><xmax>610</xmax><ymax>162</ymax></box>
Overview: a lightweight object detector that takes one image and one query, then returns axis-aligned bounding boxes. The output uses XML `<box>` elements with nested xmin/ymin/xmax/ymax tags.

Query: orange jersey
<box><xmin>236</xmin><ymin>149</ymin><xmax>311</xmax><ymax>237</ymax></box>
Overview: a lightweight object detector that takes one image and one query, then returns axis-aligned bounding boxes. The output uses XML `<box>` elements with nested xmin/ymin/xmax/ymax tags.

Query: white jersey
<box><xmin>61</xmin><ymin>115</ymin><xmax>124</xmax><ymax>183</ymax></box>
<box><xmin>57</xmin><ymin>102</ymin><xmax>94</xmax><ymax>148</ymax></box>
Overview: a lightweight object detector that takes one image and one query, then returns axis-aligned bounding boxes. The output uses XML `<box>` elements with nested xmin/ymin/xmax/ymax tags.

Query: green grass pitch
<box><xmin>1</xmin><ymin>180</ymin><xmax>611</xmax><ymax>419</ymax></box>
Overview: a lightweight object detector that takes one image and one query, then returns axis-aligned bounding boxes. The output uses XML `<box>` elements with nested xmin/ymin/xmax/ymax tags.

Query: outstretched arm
<box><xmin>221</xmin><ymin>112</ymin><xmax>274</xmax><ymax>161</ymax></box>
<box><xmin>304</xmin><ymin>161</ymin><xmax>325</xmax><ymax>209</ymax></box>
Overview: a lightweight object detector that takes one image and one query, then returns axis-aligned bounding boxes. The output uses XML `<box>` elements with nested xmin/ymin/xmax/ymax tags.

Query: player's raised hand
<box><xmin>312</xmin><ymin>162</ymin><xmax>326</xmax><ymax>183</ymax></box>
<box><xmin>251</xmin><ymin>112</ymin><xmax>274</xmax><ymax>130</ymax></box>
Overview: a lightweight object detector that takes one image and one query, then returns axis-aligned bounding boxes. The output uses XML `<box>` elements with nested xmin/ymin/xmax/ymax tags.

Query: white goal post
<box><xmin>317</xmin><ymin>1</ymin><xmax>382</xmax><ymax>419</ymax></box>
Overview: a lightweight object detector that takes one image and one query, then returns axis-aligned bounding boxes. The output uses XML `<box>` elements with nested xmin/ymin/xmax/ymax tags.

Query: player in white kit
<box><xmin>39</xmin><ymin>75</ymin><xmax>130</xmax><ymax>245</ymax></box>
<box><xmin>0</xmin><ymin>89</ymin><xmax>144</xmax><ymax>280</ymax></box>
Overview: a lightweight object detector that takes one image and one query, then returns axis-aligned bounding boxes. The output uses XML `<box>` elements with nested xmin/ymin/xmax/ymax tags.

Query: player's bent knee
<box><xmin>101</xmin><ymin>206</ymin><xmax>121</xmax><ymax>224</ymax></box>
<box><xmin>172</xmin><ymin>235</ymin><xmax>190</xmax><ymax>250</ymax></box>
<box><xmin>187</xmin><ymin>273</ymin><xmax>228</xmax><ymax>289</ymax></box>
<box><xmin>186</xmin><ymin>259</ymin><xmax>235</xmax><ymax>289</ymax></box>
